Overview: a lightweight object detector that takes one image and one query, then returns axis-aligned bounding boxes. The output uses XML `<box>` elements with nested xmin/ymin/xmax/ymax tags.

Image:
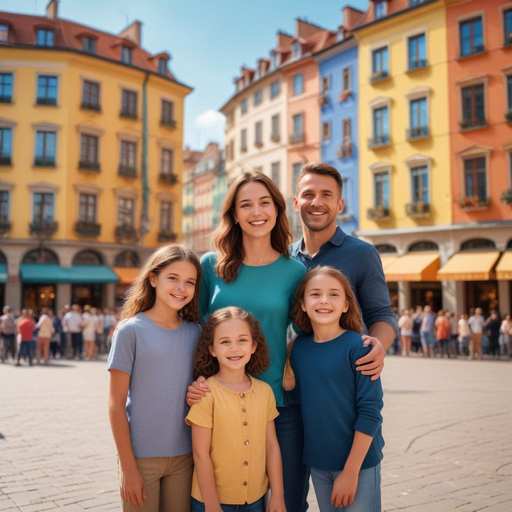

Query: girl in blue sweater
<box><xmin>284</xmin><ymin>266</ymin><xmax>384</xmax><ymax>511</ymax></box>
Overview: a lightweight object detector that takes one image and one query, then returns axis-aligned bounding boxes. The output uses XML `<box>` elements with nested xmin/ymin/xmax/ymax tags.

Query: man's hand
<box><xmin>186</xmin><ymin>376</ymin><xmax>211</xmax><ymax>406</ymax></box>
<box><xmin>356</xmin><ymin>336</ymin><xmax>384</xmax><ymax>380</ymax></box>
<box><xmin>331</xmin><ymin>469</ymin><xmax>358</xmax><ymax>508</ymax></box>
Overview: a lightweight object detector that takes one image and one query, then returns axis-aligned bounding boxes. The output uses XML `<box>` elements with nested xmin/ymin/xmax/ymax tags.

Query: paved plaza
<box><xmin>0</xmin><ymin>355</ymin><xmax>511</xmax><ymax>512</ymax></box>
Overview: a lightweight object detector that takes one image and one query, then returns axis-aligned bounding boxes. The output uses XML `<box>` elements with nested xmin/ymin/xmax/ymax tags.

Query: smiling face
<box><xmin>294</xmin><ymin>173</ymin><xmax>344</xmax><ymax>233</ymax></box>
<box><xmin>149</xmin><ymin>259</ymin><xmax>198</xmax><ymax>313</ymax></box>
<box><xmin>301</xmin><ymin>273</ymin><xmax>348</xmax><ymax>329</ymax></box>
<box><xmin>233</xmin><ymin>181</ymin><xmax>278</xmax><ymax>241</ymax></box>
<box><xmin>209</xmin><ymin>318</ymin><xmax>257</xmax><ymax>372</ymax></box>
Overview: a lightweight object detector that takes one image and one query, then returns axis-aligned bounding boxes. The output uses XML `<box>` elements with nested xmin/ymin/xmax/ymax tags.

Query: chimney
<box><xmin>46</xmin><ymin>0</ymin><xmax>59</xmax><ymax>20</ymax></box>
<box><xmin>342</xmin><ymin>6</ymin><xmax>365</xmax><ymax>30</ymax></box>
<box><xmin>295</xmin><ymin>19</ymin><xmax>323</xmax><ymax>39</ymax></box>
<box><xmin>119</xmin><ymin>21</ymin><xmax>142</xmax><ymax>47</ymax></box>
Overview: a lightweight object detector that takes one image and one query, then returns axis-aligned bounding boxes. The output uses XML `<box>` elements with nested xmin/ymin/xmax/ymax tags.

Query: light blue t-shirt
<box><xmin>107</xmin><ymin>313</ymin><xmax>201</xmax><ymax>458</ymax></box>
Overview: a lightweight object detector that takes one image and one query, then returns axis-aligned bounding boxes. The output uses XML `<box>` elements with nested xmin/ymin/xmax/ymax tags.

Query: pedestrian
<box><xmin>59</xmin><ymin>306</ymin><xmax>70</xmax><ymax>358</ymax></box>
<box><xmin>458</xmin><ymin>314</ymin><xmax>471</xmax><ymax>357</ymax></box>
<box><xmin>1</xmin><ymin>305</ymin><xmax>17</xmax><ymax>363</ymax></box>
<box><xmin>103</xmin><ymin>308</ymin><xmax>116</xmax><ymax>352</ymax></box>
<box><xmin>500</xmin><ymin>314</ymin><xmax>512</xmax><ymax>359</ymax></box>
<box><xmin>82</xmin><ymin>306</ymin><xmax>96</xmax><ymax>360</ymax></box>
<box><xmin>411</xmin><ymin>306</ymin><xmax>423</xmax><ymax>353</ymax></box>
<box><xmin>484</xmin><ymin>311</ymin><xmax>501</xmax><ymax>359</ymax></box>
<box><xmin>16</xmin><ymin>310</ymin><xmax>36</xmax><ymax>366</ymax></box>
<box><xmin>420</xmin><ymin>306</ymin><xmax>436</xmax><ymax>357</ymax></box>
<box><xmin>108</xmin><ymin>244</ymin><xmax>202</xmax><ymax>512</ymax></box>
<box><xmin>186</xmin><ymin>307</ymin><xmax>285</xmax><ymax>512</ymax></box>
<box><xmin>35</xmin><ymin>307</ymin><xmax>54</xmax><ymax>365</ymax></box>
<box><xmin>63</xmin><ymin>305</ymin><xmax>84</xmax><ymax>360</ymax></box>
<box><xmin>468</xmin><ymin>308</ymin><xmax>485</xmax><ymax>360</ymax></box>
<box><xmin>285</xmin><ymin>266</ymin><xmax>384</xmax><ymax>511</ymax></box>
<box><xmin>50</xmin><ymin>310</ymin><xmax>62</xmax><ymax>359</ymax></box>
<box><xmin>398</xmin><ymin>309</ymin><xmax>413</xmax><ymax>356</ymax></box>
<box><xmin>95</xmin><ymin>308</ymin><xmax>105</xmax><ymax>355</ymax></box>
<box><xmin>435</xmin><ymin>309</ymin><xmax>450</xmax><ymax>358</ymax></box>
<box><xmin>446</xmin><ymin>312</ymin><xmax>458</xmax><ymax>357</ymax></box>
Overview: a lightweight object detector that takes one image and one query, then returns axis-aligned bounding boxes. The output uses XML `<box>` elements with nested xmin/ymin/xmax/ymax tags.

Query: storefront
<box><xmin>496</xmin><ymin>248</ymin><xmax>512</xmax><ymax>316</ymax></box>
<box><xmin>113</xmin><ymin>250</ymin><xmax>141</xmax><ymax>306</ymax></box>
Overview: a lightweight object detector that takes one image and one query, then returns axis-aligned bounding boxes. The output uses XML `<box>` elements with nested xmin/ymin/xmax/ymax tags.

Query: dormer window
<box><xmin>158</xmin><ymin>58</ymin><xmax>167</xmax><ymax>76</ymax></box>
<box><xmin>271</xmin><ymin>52</ymin><xmax>279</xmax><ymax>70</ymax></box>
<box><xmin>292</xmin><ymin>41</ymin><xmax>301</xmax><ymax>60</ymax></box>
<box><xmin>121</xmin><ymin>45</ymin><xmax>133</xmax><ymax>65</ymax></box>
<box><xmin>37</xmin><ymin>29</ymin><xmax>54</xmax><ymax>46</ymax></box>
<box><xmin>374</xmin><ymin>1</ymin><xmax>387</xmax><ymax>19</ymax></box>
<box><xmin>0</xmin><ymin>24</ymin><xmax>8</xmax><ymax>44</ymax></box>
<box><xmin>336</xmin><ymin>29</ymin><xmax>344</xmax><ymax>43</ymax></box>
<box><xmin>83</xmin><ymin>36</ymin><xmax>96</xmax><ymax>54</ymax></box>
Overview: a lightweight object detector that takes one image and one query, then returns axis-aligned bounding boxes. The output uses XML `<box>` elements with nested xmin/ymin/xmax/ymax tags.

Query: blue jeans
<box><xmin>192</xmin><ymin>496</ymin><xmax>264</xmax><ymax>511</ymax></box>
<box><xmin>311</xmin><ymin>464</ymin><xmax>381</xmax><ymax>512</ymax></box>
<box><xmin>275</xmin><ymin>404</ymin><xmax>309</xmax><ymax>512</ymax></box>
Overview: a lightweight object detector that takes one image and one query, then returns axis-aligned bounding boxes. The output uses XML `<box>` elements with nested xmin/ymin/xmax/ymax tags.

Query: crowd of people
<box><xmin>0</xmin><ymin>304</ymin><xmax>119</xmax><ymax>366</ymax></box>
<box><xmin>393</xmin><ymin>306</ymin><xmax>512</xmax><ymax>360</ymax></box>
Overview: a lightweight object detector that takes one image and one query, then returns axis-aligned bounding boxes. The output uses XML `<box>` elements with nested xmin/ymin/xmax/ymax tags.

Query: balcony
<box><xmin>159</xmin><ymin>172</ymin><xmax>178</xmax><ymax>185</ymax></box>
<box><xmin>0</xmin><ymin>156</ymin><xmax>12</xmax><ymax>166</ymax></box>
<box><xmin>505</xmin><ymin>111</ymin><xmax>512</xmax><ymax>123</ymax></box>
<box><xmin>459</xmin><ymin>118</ymin><xmax>487</xmax><ymax>131</ymax></box>
<box><xmin>290</xmin><ymin>133</ymin><xmax>305</xmax><ymax>144</ymax></box>
<box><xmin>75</xmin><ymin>221</ymin><xmax>101</xmax><ymax>236</ymax></box>
<box><xmin>501</xmin><ymin>188</ymin><xmax>512</xmax><ymax>205</ymax></box>
<box><xmin>370</xmin><ymin>70</ymin><xmax>389</xmax><ymax>84</ymax></box>
<box><xmin>161</xmin><ymin>118</ymin><xmax>177</xmax><ymax>129</ymax></box>
<box><xmin>0</xmin><ymin>220</ymin><xmax>11</xmax><ymax>235</ymax></box>
<box><xmin>318</xmin><ymin>92</ymin><xmax>328</xmax><ymax>107</ymax></box>
<box><xmin>254</xmin><ymin>140</ymin><xmax>263</xmax><ymax>148</ymax></box>
<box><xmin>407</xmin><ymin>126</ymin><xmax>429</xmax><ymax>141</ymax></box>
<box><xmin>337</xmin><ymin>141</ymin><xmax>352</xmax><ymax>159</ymax></box>
<box><xmin>405</xmin><ymin>202</ymin><xmax>430</xmax><ymax>218</ymax></box>
<box><xmin>0</xmin><ymin>95</ymin><xmax>12</xmax><ymax>104</ymax></box>
<box><xmin>408</xmin><ymin>59</ymin><xmax>427</xmax><ymax>72</ymax></box>
<box><xmin>457</xmin><ymin>196</ymin><xmax>490</xmax><ymax>212</ymax></box>
<box><xmin>34</xmin><ymin>157</ymin><xmax>56</xmax><ymax>167</ymax></box>
<box><xmin>339</xmin><ymin>91</ymin><xmax>351</xmax><ymax>102</ymax></box>
<box><xmin>81</xmin><ymin>101</ymin><xmax>101</xmax><ymax>112</ymax></box>
<box><xmin>271</xmin><ymin>133</ymin><xmax>281</xmax><ymax>143</ymax></box>
<box><xmin>36</xmin><ymin>97</ymin><xmax>57</xmax><ymax>106</ymax></box>
<box><xmin>118</xmin><ymin>165</ymin><xmax>137</xmax><ymax>178</ymax></box>
<box><xmin>30</xmin><ymin>220</ymin><xmax>58</xmax><ymax>235</ymax></box>
<box><xmin>115</xmin><ymin>224</ymin><xmax>138</xmax><ymax>241</ymax></box>
<box><xmin>367</xmin><ymin>206</ymin><xmax>390</xmax><ymax>221</ymax></box>
<box><xmin>120</xmin><ymin>110</ymin><xmax>138</xmax><ymax>120</ymax></box>
<box><xmin>240</xmin><ymin>146</ymin><xmax>248</xmax><ymax>153</ymax></box>
<box><xmin>158</xmin><ymin>230</ymin><xmax>177</xmax><ymax>243</ymax></box>
<box><xmin>79</xmin><ymin>160</ymin><xmax>100</xmax><ymax>172</ymax></box>
<box><xmin>368</xmin><ymin>135</ymin><xmax>390</xmax><ymax>149</ymax></box>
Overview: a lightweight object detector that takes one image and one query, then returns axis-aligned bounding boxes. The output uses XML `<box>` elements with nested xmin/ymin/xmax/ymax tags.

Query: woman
<box><xmin>398</xmin><ymin>309</ymin><xmax>413</xmax><ymax>356</ymax></box>
<box><xmin>189</xmin><ymin>171</ymin><xmax>308</xmax><ymax>511</ymax></box>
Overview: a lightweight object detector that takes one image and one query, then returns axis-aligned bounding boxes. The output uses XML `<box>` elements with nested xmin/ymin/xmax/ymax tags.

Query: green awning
<box><xmin>0</xmin><ymin>264</ymin><xmax>6</xmax><ymax>284</ymax></box>
<box><xmin>20</xmin><ymin>264</ymin><xmax>118</xmax><ymax>284</ymax></box>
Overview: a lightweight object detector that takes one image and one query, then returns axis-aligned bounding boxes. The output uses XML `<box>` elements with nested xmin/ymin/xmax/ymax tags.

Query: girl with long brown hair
<box><xmin>285</xmin><ymin>266</ymin><xmax>384</xmax><ymax>511</ymax></box>
<box><xmin>108</xmin><ymin>244</ymin><xmax>202</xmax><ymax>512</ymax></box>
<box><xmin>187</xmin><ymin>171</ymin><xmax>308</xmax><ymax>511</ymax></box>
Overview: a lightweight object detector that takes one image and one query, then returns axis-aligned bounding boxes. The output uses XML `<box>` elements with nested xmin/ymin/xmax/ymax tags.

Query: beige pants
<box><xmin>119</xmin><ymin>453</ymin><xmax>193</xmax><ymax>512</ymax></box>
<box><xmin>36</xmin><ymin>337</ymin><xmax>50</xmax><ymax>364</ymax></box>
<box><xmin>470</xmin><ymin>332</ymin><xmax>482</xmax><ymax>359</ymax></box>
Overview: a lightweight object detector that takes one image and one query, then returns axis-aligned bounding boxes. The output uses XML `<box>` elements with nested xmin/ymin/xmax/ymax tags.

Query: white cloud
<box><xmin>193</xmin><ymin>110</ymin><xmax>226</xmax><ymax>148</ymax></box>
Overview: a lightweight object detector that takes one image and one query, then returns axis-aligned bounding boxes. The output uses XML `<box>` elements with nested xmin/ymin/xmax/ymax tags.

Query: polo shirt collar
<box><xmin>297</xmin><ymin>225</ymin><xmax>346</xmax><ymax>254</ymax></box>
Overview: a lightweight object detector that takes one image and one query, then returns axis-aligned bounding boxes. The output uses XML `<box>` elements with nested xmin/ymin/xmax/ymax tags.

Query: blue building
<box><xmin>315</xmin><ymin>8</ymin><xmax>363</xmax><ymax>235</ymax></box>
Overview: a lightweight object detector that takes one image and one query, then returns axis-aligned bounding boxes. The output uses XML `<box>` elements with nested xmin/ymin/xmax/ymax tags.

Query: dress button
<box><xmin>244</xmin><ymin>440</ymin><xmax>249</xmax><ymax>445</ymax></box>
<box><xmin>243</xmin><ymin>421</ymin><xmax>248</xmax><ymax>426</ymax></box>
<box><xmin>243</xmin><ymin>481</ymin><xmax>248</xmax><ymax>486</ymax></box>
<box><xmin>240</xmin><ymin>393</ymin><xmax>245</xmax><ymax>399</ymax></box>
<box><xmin>243</xmin><ymin>461</ymin><xmax>248</xmax><ymax>466</ymax></box>
<box><xmin>241</xmin><ymin>408</ymin><xmax>246</xmax><ymax>413</ymax></box>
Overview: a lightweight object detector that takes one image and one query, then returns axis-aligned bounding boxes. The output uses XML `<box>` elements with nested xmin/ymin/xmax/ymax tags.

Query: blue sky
<box><xmin>3</xmin><ymin>0</ymin><xmax>368</xmax><ymax>149</ymax></box>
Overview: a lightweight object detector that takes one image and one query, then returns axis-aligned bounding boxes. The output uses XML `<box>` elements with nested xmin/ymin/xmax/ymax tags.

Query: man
<box><xmin>468</xmin><ymin>307</ymin><xmax>485</xmax><ymax>360</ymax></box>
<box><xmin>0</xmin><ymin>306</ymin><xmax>16</xmax><ymax>363</ymax></box>
<box><xmin>290</xmin><ymin>162</ymin><xmax>397</xmax><ymax>378</ymax></box>
<box><xmin>62</xmin><ymin>304</ymin><xmax>84</xmax><ymax>360</ymax></box>
<box><xmin>419</xmin><ymin>306</ymin><xmax>435</xmax><ymax>357</ymax></box>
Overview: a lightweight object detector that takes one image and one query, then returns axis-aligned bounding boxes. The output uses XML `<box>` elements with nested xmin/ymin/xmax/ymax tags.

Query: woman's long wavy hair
<box><xmin>120</xmin><ymin>244</ymin><xmax>202</xmax><ymax>323</ymax></box>
<box><xmin>213</xmin><ymin>171</ymin><xmax>292</xmax><ymax>282</ymax></box>
<box><xmin>193</xmin><ymin>307</ymin><xmax>270</xmax><ymax>380</ymax></box>
<box><xmin>291</xmin><ymin>266</ymin><xmax>363</xmax><ymax>335</ymax></box>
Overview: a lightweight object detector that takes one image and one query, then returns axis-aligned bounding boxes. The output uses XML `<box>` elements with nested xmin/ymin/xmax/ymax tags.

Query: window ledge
<box><xmin>34</xmin><ymin>102</ymin><xmax>59</xmax><ymax>108</ymax></box>
<box><xmin>459</xmin><ymin>122</ymin><xmax>488</xmax><ymax>133</ymax></box>
<box><xmin>456</xmin><ymin>49</ymin><xmax>486</xmax><ymax>61</ymax></box>
<box><xmin>406</xmin><ymin>63</ymin><xmax>429</xmax><ymax>74</ymax></box>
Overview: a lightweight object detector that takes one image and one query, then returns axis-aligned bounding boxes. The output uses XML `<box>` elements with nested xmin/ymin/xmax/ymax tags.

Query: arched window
<box><xmin>22</xmin><ymin>248</ymin><xmax>59</xmax><ymax>264</ymax></box>
<box><xmin>375</xmin><ymin>244</ymin><xmax>397</xmax><ymax>254</ymax></box>
<box><xmin>73</xmin><ymin>250</ymin><xmax>103</xmax><ymax>265</ymax></box>
<box><xmin>461</xmin><ymin>239</ymin><xmax>496</xmax><ymax>251</ymax></box>
<box><xmin>409</xmin><ymin>241</ymin><xmax>439</xmax><ymax>252</ymax></box>
<box><xmin>0</xmin><ymin>251</ymin><xmax>6</xmax><ymax>264</ymax></box>
<box><xmin>114</xmin><ymin>250</ymin><xmax>140</xmax><ymax>268</ymax></box>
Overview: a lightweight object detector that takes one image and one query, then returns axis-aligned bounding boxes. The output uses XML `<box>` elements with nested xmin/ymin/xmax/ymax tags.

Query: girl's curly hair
<box><xmin>193</xmin><ymin>307</ymin><xmax>270</xmax><ymax>380</ymax></box>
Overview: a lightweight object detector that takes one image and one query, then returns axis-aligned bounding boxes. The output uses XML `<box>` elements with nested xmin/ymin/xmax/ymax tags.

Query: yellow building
<box><xmin>0</xmin><ymin>0</ymin><xmax>191</xmax><ymax>310</ymax></box>
<box><xmin>355</xmin><ymin>0</ymin><xmax>452</xmax><ymax>312</ymax></box>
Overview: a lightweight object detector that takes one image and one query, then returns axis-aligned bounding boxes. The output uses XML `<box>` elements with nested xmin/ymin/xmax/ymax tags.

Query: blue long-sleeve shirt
<box><xmin>290</xmin><ymin>226</ymin><xmax>397</xmax><ymax>335</ymax></box>
<box><xmin>291</xmin><ymin>330</ymin><xmax>384</xmax><ymax>471</ymax></box>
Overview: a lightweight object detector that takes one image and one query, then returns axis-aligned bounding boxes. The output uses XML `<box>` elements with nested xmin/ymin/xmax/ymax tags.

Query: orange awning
<box><xmin>379</xmin><ymin>254</ymin><xmax>398</xmax><ymax>270</ymax></box>
<box><xmin>384</xmin><ymin>252</ymin><xmax>440</xmax><ymax>282</ymax></box>
<box><xmin>496</xmin><ymin>252</ymin><xmax>512</xmax><ymax>280</ymax></box>
<box><xmin>437</xmin><ymin>251</ymin><xmax>500</xmax><ymax>281</ymax></box>
<box><xmin>114</xmin><ymin>267</ymin><xmax>140</xmax><ymax>285</ymax></box>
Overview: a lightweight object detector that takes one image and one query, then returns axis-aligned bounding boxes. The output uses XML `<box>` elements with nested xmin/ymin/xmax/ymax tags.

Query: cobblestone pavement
<box><xmin>1</xmin><ymin>355</ymin><xmax>511</xmax><ymax>512</ymax></box>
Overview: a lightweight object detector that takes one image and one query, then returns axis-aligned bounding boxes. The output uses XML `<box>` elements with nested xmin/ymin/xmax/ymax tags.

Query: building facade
<box><xmin>182</xmin><ymin>147</ymin><xmax>203</xmax><ymax>250</ymax></box>
<box><xmin>0</xmin><ymin>0</ymin><xmax>191</xmax><ymax>310</ymax></box>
